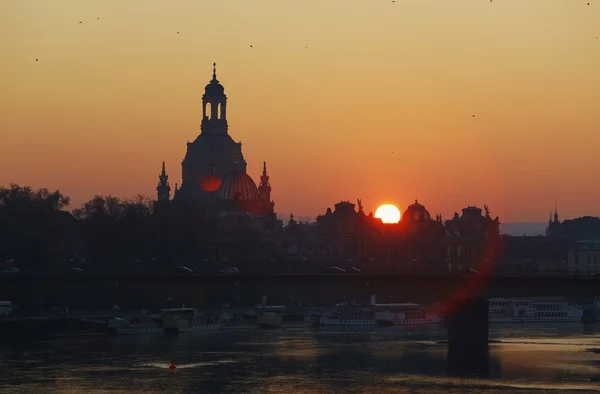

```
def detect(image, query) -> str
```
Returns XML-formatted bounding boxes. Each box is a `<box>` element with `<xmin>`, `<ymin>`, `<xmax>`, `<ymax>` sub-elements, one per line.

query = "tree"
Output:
<box><xmin>73</xmin><ymin>194</ymin><xmax>158</xmax><ymax>271</ymax></box>
<box><xmin>0</xmin><ymin>184</ymin><xmax>74</xmax><ymax>272</ymax></box>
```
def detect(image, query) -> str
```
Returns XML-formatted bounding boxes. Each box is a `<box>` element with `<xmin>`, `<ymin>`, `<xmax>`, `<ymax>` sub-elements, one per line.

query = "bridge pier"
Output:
<box><xmin>446</xmin><ymin>297</ymin><xmax>489</xmax><ymax>377</ymax></box>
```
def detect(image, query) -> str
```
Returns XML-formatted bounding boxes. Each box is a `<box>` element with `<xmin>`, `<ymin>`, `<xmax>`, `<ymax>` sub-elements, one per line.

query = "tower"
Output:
<box><xmin>546</xmin><ymin>200</ymin><xmax>561</xmax><ymax>237</ymax></box>
<box><xmin>258</xmin><ymin>162</ymin><xmax>275</xmax><ymax>215</ymax></box>
<box><xmin>157</xmin><ymin>161</ymin><xmax>171</xmax><ymax>202</ymax></box>
<box><xmin>177</xmin><ymin>63</ymin><xmax>248</xmax><ymax>201</ymax></box>
<box><xmin>201</xmin><ymin>62</ymin><xmax>228</xmax><ymax>135</ymax></box>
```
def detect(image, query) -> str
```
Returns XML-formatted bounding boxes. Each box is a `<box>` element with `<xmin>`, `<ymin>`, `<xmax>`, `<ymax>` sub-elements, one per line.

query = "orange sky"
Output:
<box><xmin>1</xmin><ymin>0</ymin><xmax>599</xmax><ymax>222</ymax></box>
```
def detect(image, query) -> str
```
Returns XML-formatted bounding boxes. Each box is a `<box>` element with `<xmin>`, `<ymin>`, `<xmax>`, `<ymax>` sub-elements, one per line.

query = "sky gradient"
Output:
<box><xmin>1</xmin><ymin>0</ymin><xmax>599</xmax><ymax>222</ymax></box>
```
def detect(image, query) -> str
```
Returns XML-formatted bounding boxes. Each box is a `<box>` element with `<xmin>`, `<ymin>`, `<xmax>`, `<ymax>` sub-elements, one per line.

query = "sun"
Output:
<box><xmin>375</xmin><ymin>204</ymin><xmax>401</xmax><ymax>224</ymax></box>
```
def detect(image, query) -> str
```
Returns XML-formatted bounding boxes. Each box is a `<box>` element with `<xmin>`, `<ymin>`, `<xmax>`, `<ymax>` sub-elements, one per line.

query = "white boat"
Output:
<box><xmin>254</xmin><ymin>306</ymin><xmax>312</xmax><ymax>329</ymax></box>
<box><xmin>107</xmin><ymin>308</ymin><xmax>219</xmax><ymax>335</ymax></box>
<box><xmin>311</xmin><ymin>307</ymin><xmax>376</xmax><ymax>326</ymax></box>
<box><xmin>162</xmin><ymin>308</ymin><xmax>220</xmax><ymax>334</ymax></box>
<box><xmin>373</xmin><ymin>303</ymin><xmax>444</xmax><ymax>325</ymax></box>
<box><xmin>488</xmin><ymin>297</ymin><xmax>583</xmax><ymax>322</ymax></box>
<box><xmin>108</xmin><ymin>313</ymin><xmax>164</xmax><ymax>335</ymax></box>
<box><xmin>219</xmin><ymin>310</ymin><xmax>258</xmax><ymax>330</ymax></box>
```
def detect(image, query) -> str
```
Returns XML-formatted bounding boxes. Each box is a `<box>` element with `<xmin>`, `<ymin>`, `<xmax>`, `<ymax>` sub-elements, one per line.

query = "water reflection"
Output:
<box><xmin>1</xmin><ymin>324</ymin><xmax>599</xmax><ymax>393</ymax></box>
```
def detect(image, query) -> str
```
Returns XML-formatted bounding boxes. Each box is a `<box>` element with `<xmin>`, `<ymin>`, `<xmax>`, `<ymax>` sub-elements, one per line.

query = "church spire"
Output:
<box><xmin>157</xmin><ymin>161</ymin><xmax>171</xmax><ymax>202</ymax></box>
<box><xmin>553</xmin><ymin>199</ymin><xmax>559</xmax><ymax>223</ymax></box>
<box><xmin>258</xmin><ymin>162</ymin><xmax>274</xmax><ymax>215</ymax></box>
<box><xmin>260</xmin><ymin>162</ymin><xmax>270</xmax><ymax>187</ymax></box>
<box><xmin>212</xmin><ymin>62</ymin><xmax>218</xmax><ymax>82</ymax></box>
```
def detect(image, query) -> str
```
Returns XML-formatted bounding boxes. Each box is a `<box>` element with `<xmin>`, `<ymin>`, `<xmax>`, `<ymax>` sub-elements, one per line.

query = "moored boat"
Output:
<box><xmin>162</xmin><ymin>308</ymin><xmax>220</xmax><ymax>334</ymax></box>
<box><xmin>373</xmin><ymin>303</ymin><xmax>444</xmax><ymax>325</ymax></box>
<box><xmin>107</xmin><ymin>313</ymin><xmax>164</xmax><ymax>335</ymax></box>
<box><xmin>107</xmin><ymin>308</ymin><xmax>220</xmax><ymax>335</ymax></box>
<box><xmin>219</xmin><ymin>310</ymin><xmax>258</xmax><ymax>330</ymax></box>
<box><xmin>311</xmin><ymin>307</ymin><xmax>376</xmax><ymax>326</ymax></box>
<box><xmin>255</xmin><ymin>306</ymin><xmax>312</xmax><ymax>329</ymax></box>
<box><xmin>488</xmin><ymin>297</ymin><xmax>583</xmax><ymax>323</ymax></box>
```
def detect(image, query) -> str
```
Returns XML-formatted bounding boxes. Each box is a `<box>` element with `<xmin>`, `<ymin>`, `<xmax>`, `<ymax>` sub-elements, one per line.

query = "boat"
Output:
<box><xmin>310</xmin><ymin>307</ymin><xmax>376</xmax><ymax>326</ymax></box>
<box><xmin>107</xmin><ymin>308</ymin><xmax>220</xmax><ymax>335</ymax></box>
<box><xmin>108</xmin><ymin>313</ymin><xmax>164</xmax><ymax>335</ymax></box>
<box><xmin>162</xmin><ymin>308</ymin><xmax>220</xmax><ymax>334</ymax></box>
<box><xmin>219</xmin><ymin>310</ymin><xmax>259</xmax><ymax>330</ymax></box>
<box><xmin>373</xmin><ymin>303</ymin><xmax>444</xmax><ymax>325</ymax></box>
<box><xmin>488</xmin><ymin>297</ymin><xmax>583</xmax><ymax>322</ymax></box>
<box><xmin>254</xmin><ymin>306</ymin><xmax>312</xmax><ymax>329</ymax></box>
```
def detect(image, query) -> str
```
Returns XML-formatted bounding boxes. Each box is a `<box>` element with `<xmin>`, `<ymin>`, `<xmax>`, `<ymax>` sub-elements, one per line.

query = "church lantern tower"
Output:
<box><xmin>176</xmin><ymin>63</ymin><xmax>250</xmax><ymax>202</ymax></box>
<box><xmin>157</xmin><ymin>161</ymin><xmax>171</xmax><ymax>201</ymax></box>
<box><xmin>258</xmin><ymin>162</ymin><xmax>275</xmax><ymax>215</ymax></box>
<box><xmin>201</xmin><ymin>62</ymin><xmax>228</xmax><ymax>135</ymax></box>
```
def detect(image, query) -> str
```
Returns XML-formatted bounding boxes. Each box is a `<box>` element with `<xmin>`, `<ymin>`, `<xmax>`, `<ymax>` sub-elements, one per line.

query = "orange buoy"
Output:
<box><xmin>169</xmin><ymin>360</ymin><xmax>176</xmax><ymax>372</ymax></box>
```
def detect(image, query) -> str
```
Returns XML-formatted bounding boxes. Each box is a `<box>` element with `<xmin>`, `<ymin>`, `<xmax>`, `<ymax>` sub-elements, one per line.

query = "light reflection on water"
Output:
<box><xmin>0</xmin><ymin>323</ymin><xmax>599</xmax><ymax>393</ymax></box>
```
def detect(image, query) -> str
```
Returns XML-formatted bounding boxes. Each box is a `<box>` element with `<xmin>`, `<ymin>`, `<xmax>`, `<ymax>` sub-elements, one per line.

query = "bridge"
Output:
<box><xmin>2</xmin><ymin>273</ymin><xmax>599</xmax><ymax>310</ymax></box>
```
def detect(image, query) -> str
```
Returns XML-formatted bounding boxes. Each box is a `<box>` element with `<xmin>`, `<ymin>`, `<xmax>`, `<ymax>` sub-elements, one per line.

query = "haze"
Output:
<box><xmin>1</xmin><ymin>0</ymin><xmax>599</xmax><ymax>222</ymax></box>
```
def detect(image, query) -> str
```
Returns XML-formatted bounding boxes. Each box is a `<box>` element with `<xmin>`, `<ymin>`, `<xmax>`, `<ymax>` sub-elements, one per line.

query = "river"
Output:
<box><xmin>1</xmin><ymin>323</ymin><xmax>599</xmax><ymax>393</ymax></box>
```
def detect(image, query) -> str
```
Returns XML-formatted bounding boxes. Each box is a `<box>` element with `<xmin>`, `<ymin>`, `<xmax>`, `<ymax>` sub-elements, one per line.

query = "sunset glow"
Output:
<box><xmin>1</xmin><ymin>1</ymin><xmax>600</xmax><ymax>221</ymax></box>
<box><xmin>375</xmin><ymin>204</ymin><xmax>401</xmax><ymax>224</ymax></box>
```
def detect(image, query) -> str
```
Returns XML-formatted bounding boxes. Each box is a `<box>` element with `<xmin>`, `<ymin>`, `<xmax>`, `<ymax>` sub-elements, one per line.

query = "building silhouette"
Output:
<box><xmin>281</xmin><ymin>199</ymin><xmax>501</xmax><ymax>274</ymax></box>
<box><xmin>157</xmin><ymin>63</ymin><xmax>275</xmax><ymax>218</ymax></box>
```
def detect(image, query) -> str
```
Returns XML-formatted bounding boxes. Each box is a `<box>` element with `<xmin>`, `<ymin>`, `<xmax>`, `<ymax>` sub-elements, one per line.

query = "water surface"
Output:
<box><xmin>1</xmin><ymin>324</ymin><xmax>599</xmax><ymax>393</ymax></box>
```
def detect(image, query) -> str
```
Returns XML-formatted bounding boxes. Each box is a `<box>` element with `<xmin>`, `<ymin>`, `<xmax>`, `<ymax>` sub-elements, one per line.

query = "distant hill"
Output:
<box><xmin>499</xmin><ymin>223</ymin><xmax>547</xmax><ymax>236</ymax></box>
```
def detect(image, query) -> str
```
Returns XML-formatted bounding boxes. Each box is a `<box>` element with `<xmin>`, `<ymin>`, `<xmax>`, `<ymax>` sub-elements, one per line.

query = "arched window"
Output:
<box><xmin>205</xmin><ymin>102</ymin><xmax>212</xmax><ymax>119</ymax></box>
<box><xmin>217</xmin><ymin>103</ymin><xmax>221</xmax><ymax>119</ymax></box>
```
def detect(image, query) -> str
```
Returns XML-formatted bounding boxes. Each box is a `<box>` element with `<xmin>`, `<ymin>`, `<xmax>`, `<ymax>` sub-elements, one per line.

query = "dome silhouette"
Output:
<box><xmin>403</xmin><ymin>199</ymin><xmax>431</xmax><ymax>221</ymax></box>
<box><xmin>215</xmin><ymin>171</ymin><xmax>259</xmax><ymax>201</ymax></box>
<box><xmin>205</xmin><ymin>63</ymin><xmax>225</xmax><ymax>96</ymax></box>
<box><xmin>205</xmin><ymin>80</ymin><xmax>224</xmax><ymax>96</ymax></box>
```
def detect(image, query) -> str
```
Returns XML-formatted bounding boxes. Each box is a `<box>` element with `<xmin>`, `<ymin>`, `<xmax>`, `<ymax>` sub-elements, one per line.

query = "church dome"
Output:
<box><xmin>204</xmin><ymin>63</ymin><xmax>225</xmax><ymax>96</ymax></box>
<box><xmin>403</xmin><ymin>199</ymin><xmax>431</xmax><ymax>221</ymax></box>
<box><xmin>215</xmin><ymin>171</ymin><xmax>259</xmax><ymax>201</ymax></box>
<box><xmin>205</xmin><ymin>80</ymin><xmax>224</xmax><ymax>96</ymax></box>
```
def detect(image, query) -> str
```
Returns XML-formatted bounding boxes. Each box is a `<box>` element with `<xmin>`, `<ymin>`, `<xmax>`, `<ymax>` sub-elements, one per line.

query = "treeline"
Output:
<box><xmin>0</xmin><ymin>184</ymin><xmax>209</xmax><ymax>273</ymax></box>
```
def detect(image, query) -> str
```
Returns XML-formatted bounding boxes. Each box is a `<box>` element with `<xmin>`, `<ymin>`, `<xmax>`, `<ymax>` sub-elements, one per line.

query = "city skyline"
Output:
<box><xmin>2</xmin><ymin>0</ymin><xmax>599</xmax><ymax>222</ymax></box>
